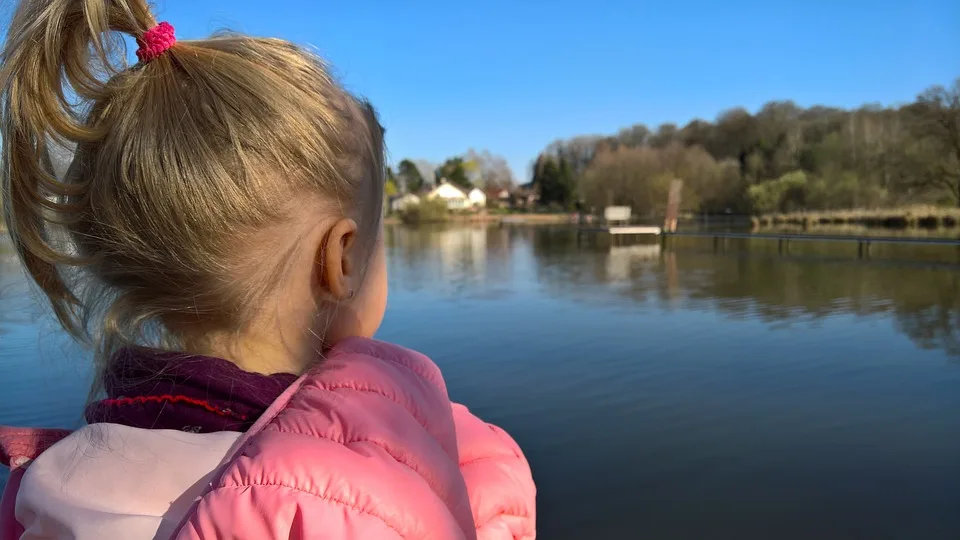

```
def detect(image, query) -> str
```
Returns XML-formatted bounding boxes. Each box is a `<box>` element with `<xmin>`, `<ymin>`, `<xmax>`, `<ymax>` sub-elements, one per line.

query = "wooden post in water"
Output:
<box><xmin>778</xmin><ymin>238</ymin><xmax>790</xmax><ymax>254</ymax></box>
<box><xmin>664</xmin><ymin>179</ymin><xmax>682</xmax><ymax>233</ymax></box>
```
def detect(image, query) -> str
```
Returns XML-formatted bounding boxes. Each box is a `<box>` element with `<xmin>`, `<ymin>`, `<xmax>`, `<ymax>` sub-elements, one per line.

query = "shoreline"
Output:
<box><xmin>753</xmin><ymin>206</ymin><xmax>960</xmax><ymax>231</ymax></box>
<box><xmin>384</xmin><ymin>212</ymin><xmax>572</xmax><ymax>226</ymax></box>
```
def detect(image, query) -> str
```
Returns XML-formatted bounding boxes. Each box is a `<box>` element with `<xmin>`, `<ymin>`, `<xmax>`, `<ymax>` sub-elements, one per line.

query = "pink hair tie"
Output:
<box><xmin>136</xmin><ymin>22</ymin><xmax>176</xmax><ymax>63</ymax></box>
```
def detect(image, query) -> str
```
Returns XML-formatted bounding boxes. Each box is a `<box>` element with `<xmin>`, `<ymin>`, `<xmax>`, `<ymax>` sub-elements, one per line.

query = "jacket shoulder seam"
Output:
<box><xmin>475</xmin><ymin>511</ymin><xmax>533</xmax><ymax>531</ymax></box>
<box><xmin>356</xmin><ymin>348</ymin><xmax>444</xmax><ymax>392</ymax></box>
<box><xmin>459</xmin><ymin>453</ymin><xmax>522</xmax><ymax>468</ymax></box>
<box><xmin>299</xmin><ymin>383</ymin><xmax>431</xmax><ymax>434</ymax></box>
<box><xmin>257</xmin><ymin>427</ymin><xmax>444</xmax><ymax>497</ymax></box>
<box><xmin>208</xmin><ymin>483</ymin><xmax>406</xmax><ymax>538</ymax></box>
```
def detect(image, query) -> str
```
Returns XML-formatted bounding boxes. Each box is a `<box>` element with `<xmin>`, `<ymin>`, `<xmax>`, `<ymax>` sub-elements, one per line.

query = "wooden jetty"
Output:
<box><xmin>577</xmin><ymin>206</ymin><xmax>663</xmax><ymax>239</ymax></box>
<box><xmin>579</xmin><ymin>225</ymin><xmax>662</xmax><ymax>236</ymax></box>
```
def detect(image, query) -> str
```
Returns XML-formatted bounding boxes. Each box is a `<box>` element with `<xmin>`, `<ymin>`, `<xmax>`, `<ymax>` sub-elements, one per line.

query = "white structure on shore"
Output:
<box><xmin>427</xmin><ymin>181</ymin><xmax>468</xmax><ymax>209</ymax></box>
<box><xmin>467</xmin><ymin>188</ymin><xmax>487</xmax><ymax>208</ymax></box>
<box><xmin>389</xmin><ymin>193</ymin><xmax>420</xmax><ymax>212</ymax></box>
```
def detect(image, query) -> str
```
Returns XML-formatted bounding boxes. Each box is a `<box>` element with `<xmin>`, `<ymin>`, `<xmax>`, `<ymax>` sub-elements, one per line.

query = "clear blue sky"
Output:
<box><xmin>52</xmin><ymin>1</ymin><xmax>960</xmax><ymax>179</ymax></box>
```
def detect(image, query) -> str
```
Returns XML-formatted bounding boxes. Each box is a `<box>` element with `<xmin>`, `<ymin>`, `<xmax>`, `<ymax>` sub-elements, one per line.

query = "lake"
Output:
<box><xmin>2</xmin><ymin>226</ymin><xmax>959</xmax><ymax>539</ymax></box>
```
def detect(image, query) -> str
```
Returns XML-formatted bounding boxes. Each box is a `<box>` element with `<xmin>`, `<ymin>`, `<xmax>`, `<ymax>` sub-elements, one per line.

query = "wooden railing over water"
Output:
<box><xmin>662</xmin><ymin>231</ymin><xmax>960</xmax><ymax>258</ymax></box>
<box><xmin>577</xmin><ymin>226</ymin><xmax>960</xmax><ymax>259</ymax></box>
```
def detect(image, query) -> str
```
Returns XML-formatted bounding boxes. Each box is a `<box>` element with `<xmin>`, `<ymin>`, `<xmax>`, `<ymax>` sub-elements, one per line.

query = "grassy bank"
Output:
<box><xmin>753</xmin><ymin>206</ymin><xmax>960</xmax><ymax>230</ymax></box>
<box><xmin>389</xmin><ymin>203</ymin><xmax>572</xmax><ymax>226</ymax></box>
<box><xmin>498</xmin><ymin>213</ymin><xmax>573</xmax><ymax>224</ymax></box>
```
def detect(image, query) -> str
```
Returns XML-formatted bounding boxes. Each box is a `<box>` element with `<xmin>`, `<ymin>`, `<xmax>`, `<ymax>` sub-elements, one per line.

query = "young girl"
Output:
<box><xmin>0</xmin><ymin>0</ymin><xmax>536</xmax><ymax>538</ymax></box>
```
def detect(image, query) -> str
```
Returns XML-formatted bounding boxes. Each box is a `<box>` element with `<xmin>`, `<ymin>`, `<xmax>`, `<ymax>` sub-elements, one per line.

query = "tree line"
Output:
<box><xmin>387</xmin><ymin>149</ymin><xmax>516</xmax><ymax>196</ymax></box>
<box><xmin>531</xmin><ymin>78</ymin><xmax>960</xmax><ymax>216</ymax></box>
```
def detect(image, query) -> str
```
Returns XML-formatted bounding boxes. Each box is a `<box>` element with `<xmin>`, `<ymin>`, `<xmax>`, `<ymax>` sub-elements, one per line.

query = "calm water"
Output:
<box><xmin>2</xmin><ymin>227</ymin><xmax>959</xmax><ymax>539</ymax></box>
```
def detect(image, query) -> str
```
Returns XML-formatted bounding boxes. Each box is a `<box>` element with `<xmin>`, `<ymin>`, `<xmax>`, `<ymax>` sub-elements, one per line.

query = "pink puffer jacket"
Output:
<box><xmin>0</xmin><ymin>338</ymin><xmax>536</xmax><ymax>539</ymax></box>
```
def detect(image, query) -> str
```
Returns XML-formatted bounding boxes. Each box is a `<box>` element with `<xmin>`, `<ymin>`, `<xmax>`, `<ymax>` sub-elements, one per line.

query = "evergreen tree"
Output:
<box><xmin>397</xmin><ymin>159</ymin><xmax>425</xmax><ymax>193</ymax></box>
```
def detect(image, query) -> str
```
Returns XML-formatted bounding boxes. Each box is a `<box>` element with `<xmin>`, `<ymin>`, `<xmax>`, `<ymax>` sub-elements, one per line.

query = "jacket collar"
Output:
<box><xmin>85</xmin><ymin>348</ymin><xmax>297</xmax><ymax>433</ymax></box>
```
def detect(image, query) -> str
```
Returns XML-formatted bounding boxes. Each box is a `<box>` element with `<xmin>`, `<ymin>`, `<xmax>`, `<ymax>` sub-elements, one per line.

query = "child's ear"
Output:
<box><xmin>314</xmin><ymin>218</ymin><xmax>358</xmax><ymax>301</ymax></box>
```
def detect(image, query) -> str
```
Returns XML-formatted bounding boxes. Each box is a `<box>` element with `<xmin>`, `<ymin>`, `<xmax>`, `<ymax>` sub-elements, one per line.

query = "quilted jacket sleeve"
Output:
<box><xmin>452</xmin><ymin>404</ymin><xmax>536</xmax><ymax>540</ymax></box>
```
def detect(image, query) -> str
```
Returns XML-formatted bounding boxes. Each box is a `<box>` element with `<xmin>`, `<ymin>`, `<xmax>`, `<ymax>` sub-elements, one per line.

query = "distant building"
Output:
<box><xmin>426</xmin><ymin>180</ymin><xmax>470</xmax><ymax>210</ymax></box>
<box><xmin>603</xmin><ymin>206</ymin><xmax>632</xmax><ymax>225</ymax></box>
<box><xmin>467</xmin><ymin>188</ymin><xmax>487</xmax><ymax>208</ymax></box>
<box><xmin>509</xmin><ymin>185</ymin><xmax>538</xmax><ymax>209</ymax></box>
<box><xmin>389</xmin><ymin>193</ymin><xmax>420</xmax><ymax>212</ymax></box>
<box><xmin>488</xmin><ymin>188</ymin><xmax>510</xmax><ymax>200</ymax></box>
<box><xmin>484</xmin><ymin>187</ymin><xmax>510</xmax><ymax>208</ymax></box>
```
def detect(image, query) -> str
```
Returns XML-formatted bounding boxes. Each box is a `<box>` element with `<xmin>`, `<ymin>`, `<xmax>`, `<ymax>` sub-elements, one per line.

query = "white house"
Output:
<box><xmin>426</xmin><ymin>180</ymin><xmax>469</xmax><ymax>210</ymax></box>
<box><xmin>467</xmin><ymin>188</ymin><xmax>487</xmax><ymax>208</ymax></box>
<box><xmin>389</xmin><ymin>193</ymin><xmax>420</xmax><ymax>212</ymax></box>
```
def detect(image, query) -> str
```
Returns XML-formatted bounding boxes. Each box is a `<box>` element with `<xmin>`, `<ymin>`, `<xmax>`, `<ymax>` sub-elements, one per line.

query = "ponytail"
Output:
<box><xmin>1</xmin><ymin>0</ymin><xmax>156</xmax><ymax>339</ymax></box>
<box><xmin>1</xmin><ymin>0</ymin><xmax>385</xmax><ymax>392</ymax></box>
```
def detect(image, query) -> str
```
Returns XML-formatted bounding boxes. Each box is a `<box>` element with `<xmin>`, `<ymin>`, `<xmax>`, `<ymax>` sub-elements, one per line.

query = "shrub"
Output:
<box><xmin>748</xmin><ymin>171</ymin><xmax>809</xmax><ymax>214</ymax></box>
<box><xmin>398</xmin><ymin>198</ymin><xmax>448</xmax><ymax>225</ymax></box>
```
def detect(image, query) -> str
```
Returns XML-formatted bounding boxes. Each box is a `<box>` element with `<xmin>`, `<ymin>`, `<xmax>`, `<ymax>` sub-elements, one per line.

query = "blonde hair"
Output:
<box><xmin>0</xmin><ymin>0</ymin><xmax>385</xmax><ymax>390</ymax></box>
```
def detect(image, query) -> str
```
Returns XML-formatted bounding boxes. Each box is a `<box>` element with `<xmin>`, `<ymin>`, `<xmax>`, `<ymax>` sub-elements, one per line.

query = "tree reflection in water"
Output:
<box><xmin>386</xmin><ymin>225</ymin><xmax>960</xmax><ymax>359</ymax></box>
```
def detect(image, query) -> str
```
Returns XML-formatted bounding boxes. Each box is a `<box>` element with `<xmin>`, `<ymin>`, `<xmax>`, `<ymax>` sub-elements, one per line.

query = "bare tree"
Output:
<box><xmin>616</xmin><ymin>125</ymin><xmax>651</xmax><ymax>147</ymax></box>
<box><xmin>580</xmin><ymin>142</ymin><xmax>736</xmax><ymax>216</ymax></box>
<box><xmin>908</xmin><ymin>79</ymin><xmax>960</xmax><ymax>205</ymax></box>
<box><xmin>544</xmin><ymin>135</ymin><xmax>605</xmax><ymax>175</ymax></box>
<box><xmin>463</xmin><ymin>148</ymin><xmax>515</xmax><ymax>189</ymax></box>
<box><xmin>649</xmin><ymin>123</ymin><xmax>679</xmax><ymax>149</ymax></box>
<box><xmin>413</xmin><ymin>160</ymin><xmax>435</xmax><ymax>188</ymax></box>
